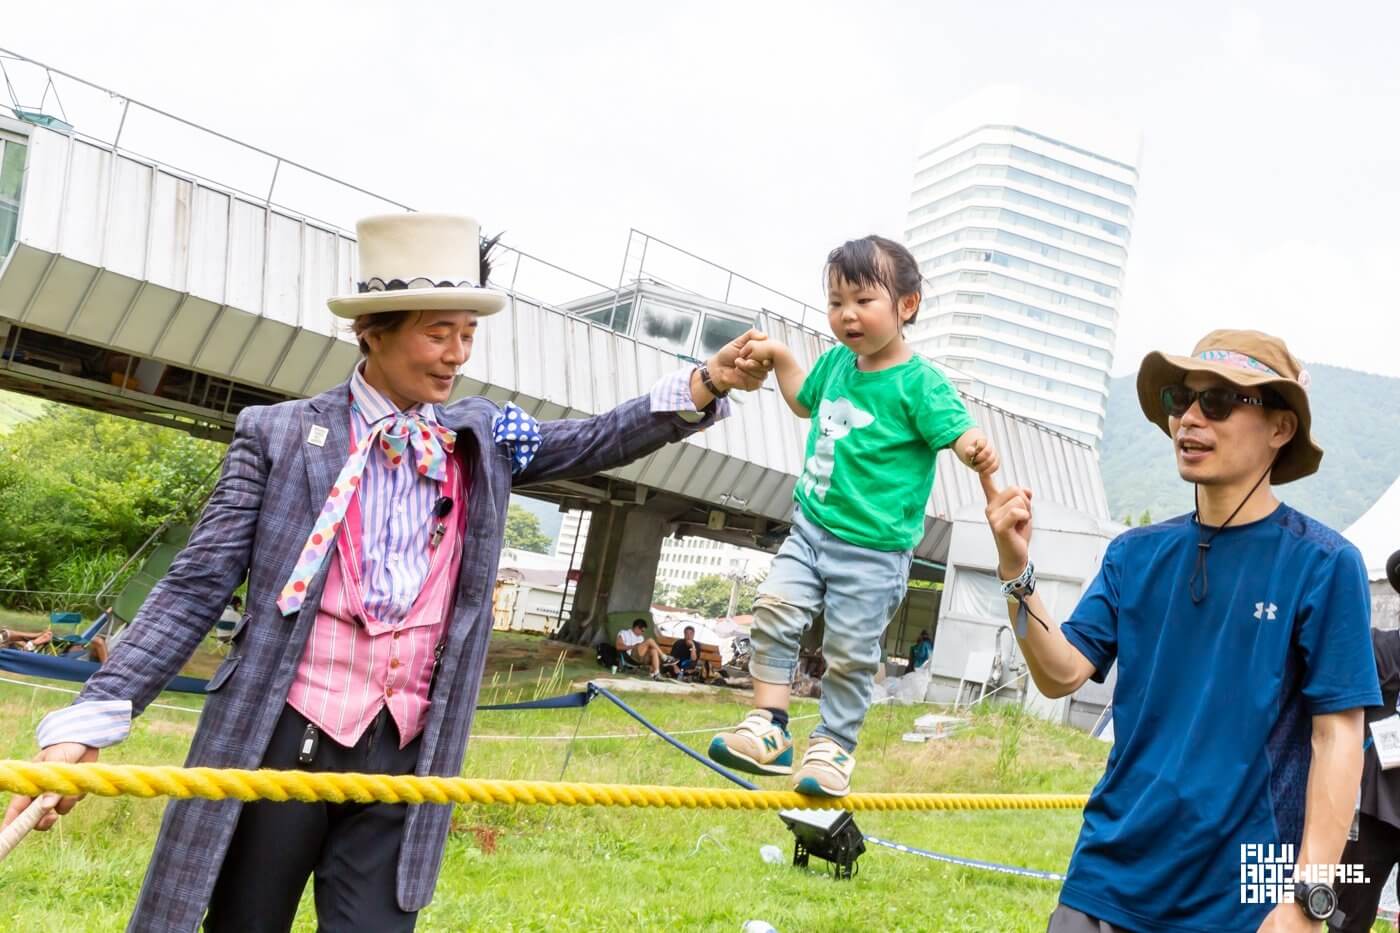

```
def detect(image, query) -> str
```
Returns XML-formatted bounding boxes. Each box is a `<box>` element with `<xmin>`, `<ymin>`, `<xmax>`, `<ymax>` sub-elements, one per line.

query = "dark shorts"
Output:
<box><xmin>1046</xmin><ymin>904</ymin><xmax>1137</xmax><ymax>933</ymax></box>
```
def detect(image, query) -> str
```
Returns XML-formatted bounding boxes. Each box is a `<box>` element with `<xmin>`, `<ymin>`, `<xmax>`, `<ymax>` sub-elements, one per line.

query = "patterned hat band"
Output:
<box><xmin>357</xmin><ymin>276</ymin><xmax>488</xmax><ymax>293</ymax></box>
<box><xmin>1195</xmin><ymin>349</ymin><xmax>1279</xmax><ymax>376</ymax></box>
<box><xmin>1195</xmin><ymin>349</ymin><xmax>1311</xmax><ymax>390</ymax></box>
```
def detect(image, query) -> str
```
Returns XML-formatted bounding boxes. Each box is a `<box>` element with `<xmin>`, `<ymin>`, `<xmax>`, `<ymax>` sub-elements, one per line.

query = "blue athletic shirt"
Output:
<box><xmin>1058</xmin><ymin>503</ymin><xmax>1379</xmax><ymax>933</ymax></box>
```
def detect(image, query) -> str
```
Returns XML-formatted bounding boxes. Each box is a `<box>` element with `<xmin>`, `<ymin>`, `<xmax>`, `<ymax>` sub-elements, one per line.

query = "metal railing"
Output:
<box><xmin>613</xmin><ymin>228</ymin><xmax>829</xmax><ymax>337</ymax></box>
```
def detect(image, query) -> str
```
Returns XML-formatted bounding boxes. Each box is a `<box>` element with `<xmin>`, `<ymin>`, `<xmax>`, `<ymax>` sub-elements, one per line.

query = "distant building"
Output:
<box><xmin>905</xmin><ymin>86</ymin><xmax>1142</xmax><ymax>448</ymax></box>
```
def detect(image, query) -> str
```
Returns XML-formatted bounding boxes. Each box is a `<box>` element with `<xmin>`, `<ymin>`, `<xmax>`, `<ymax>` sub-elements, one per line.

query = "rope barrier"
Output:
<box><xmin>0</xmin><ymin>588</ymin><xmax>105</xmax><ymax>597</ymax></box>
<box><xmin>0</xmin><ymin>761</ymin><xmax>1089</xmax><ymax>813</ymax></box>
<box><xmin>0</xmin><ymin>676</ymin><xmax>202</xmax><ymax>715</ymax></box>
<box><xmin>0</xmin><ymin>674</ymin><xmax>818</xmax><ymax>739</ymax></box>
<box><xmin>863</xmin><ymin>836</ymin><xmax>1065</xmax><ymax>881</ymax></box>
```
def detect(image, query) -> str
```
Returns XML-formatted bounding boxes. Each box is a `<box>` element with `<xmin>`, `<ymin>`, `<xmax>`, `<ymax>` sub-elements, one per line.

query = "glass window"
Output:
<box><xmin>636</xmin><ymin>299</ymin><xmax>698</xmax><ymax>356</ymax></box>
<box><xmin>697</xmin><ymin>314</ymin><xmax>751</xmax><ymax>359</ymax></box>
<box><xmin>579</xmin><ymin>299</ymin><xmax>634</xmax><ymax>334</ymax></box>
<box><xmin>0</xmin><ymin>140</ymin><xmax>26</xmax><ymax>258</ymax></box>
<box><xmin>910</xmin><ymin>186</ymin><xmax>1131</xmax><ymax>242</ymax></box>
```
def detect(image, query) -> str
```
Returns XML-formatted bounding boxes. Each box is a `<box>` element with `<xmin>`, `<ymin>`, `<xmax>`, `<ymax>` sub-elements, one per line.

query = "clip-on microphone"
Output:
<box><xmin>430</xmin><ymin>496</ymin><xmax>454</xmax><ymax>549</ymax></box>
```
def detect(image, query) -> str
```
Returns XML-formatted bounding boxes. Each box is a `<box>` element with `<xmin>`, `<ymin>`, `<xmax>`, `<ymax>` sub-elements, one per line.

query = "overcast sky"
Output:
<box><xmin>6</xmin><ymin>1</ymin><xmax>1397</xmax><ymax>378</ymax></box>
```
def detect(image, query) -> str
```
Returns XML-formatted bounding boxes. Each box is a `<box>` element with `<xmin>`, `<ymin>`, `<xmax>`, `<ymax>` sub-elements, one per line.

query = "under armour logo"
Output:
<box><xmin>1253</xmin><ymin>602</ymin><xmax>1278</xmax><ymax>621</ymax></box>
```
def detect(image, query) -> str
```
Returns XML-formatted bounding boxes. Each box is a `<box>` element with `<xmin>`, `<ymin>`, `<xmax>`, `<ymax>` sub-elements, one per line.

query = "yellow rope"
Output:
<box><xmin>0</xmin><ymin>761</ymin><xmax>1088</xmax><ymax>813</ymax></box>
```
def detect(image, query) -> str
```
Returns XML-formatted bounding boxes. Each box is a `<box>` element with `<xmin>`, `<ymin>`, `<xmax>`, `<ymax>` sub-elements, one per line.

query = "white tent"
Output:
<box><xmin>1344</xmin><ymin>472</ymin><xmax>1400</xmax><ymax>580</ymax></box>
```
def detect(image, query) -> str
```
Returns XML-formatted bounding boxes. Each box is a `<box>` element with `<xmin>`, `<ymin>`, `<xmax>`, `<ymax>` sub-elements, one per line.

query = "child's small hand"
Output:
<box><xmin>968</xmin><ymin>438</ymin><xmax>999</xmax><ymax>475</ymax></box>
<box><xmin>740</xmin><ymin>338</ymin><xmax>784</xmax><ymax>366</ymax></box>
<box><xmin>955</xmin><ymin>429</ymin><xmax>999</xmax><ymax>475</ymax></box>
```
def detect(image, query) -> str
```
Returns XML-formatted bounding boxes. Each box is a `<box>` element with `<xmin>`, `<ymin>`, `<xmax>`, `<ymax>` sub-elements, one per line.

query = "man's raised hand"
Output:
<box><xmin>979</xmin><ymin>470</ymin><xmax>1034</xmax><ymax>580</ymax></box>
<box><xmin>709</xmin><ymin>328</ymin><xmax>772</xmax><ymax>392</ymax></box>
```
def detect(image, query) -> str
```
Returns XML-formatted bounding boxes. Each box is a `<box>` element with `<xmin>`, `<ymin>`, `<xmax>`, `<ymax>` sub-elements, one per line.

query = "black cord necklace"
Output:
<box><xmin>1188</xmin><ymin>460</ymin><xmax>1276</xmax><ymax>605</ymax></box>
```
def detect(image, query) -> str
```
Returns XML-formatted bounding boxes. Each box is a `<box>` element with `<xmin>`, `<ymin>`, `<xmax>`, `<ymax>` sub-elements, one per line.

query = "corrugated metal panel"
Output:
<box><xmin>1</xmin><ymin>122</ymin><xmax>1107</xmax><ymax>566</ymax></box>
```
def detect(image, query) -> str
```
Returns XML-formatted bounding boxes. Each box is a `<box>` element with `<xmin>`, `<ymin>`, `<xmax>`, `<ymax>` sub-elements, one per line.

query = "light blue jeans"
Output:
<box><xmin>749</xmin><ymin>506</ymin><xmax>912</xmax><ymax>752</ymax></box>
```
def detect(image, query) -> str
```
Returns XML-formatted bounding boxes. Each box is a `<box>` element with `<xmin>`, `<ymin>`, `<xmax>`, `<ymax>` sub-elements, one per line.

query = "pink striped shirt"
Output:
<box><xmin>286</xmin><ymin>387</ymin><xmax>468</xmax><ymax>749</ymax></box>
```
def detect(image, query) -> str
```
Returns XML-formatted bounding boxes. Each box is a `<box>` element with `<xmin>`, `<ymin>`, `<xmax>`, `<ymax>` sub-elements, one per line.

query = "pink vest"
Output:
<box><xmin>287</xmin><ymin>448</ymin><xmax>468</xmax><ymax>749</ymax></box>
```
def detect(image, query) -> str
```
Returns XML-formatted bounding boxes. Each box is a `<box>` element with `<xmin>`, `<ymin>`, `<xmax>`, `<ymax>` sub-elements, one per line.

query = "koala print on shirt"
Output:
<box><xmin>800</xmin><ymin>397</ymin><xmax>875</xmax><ymax>501</ymax></box>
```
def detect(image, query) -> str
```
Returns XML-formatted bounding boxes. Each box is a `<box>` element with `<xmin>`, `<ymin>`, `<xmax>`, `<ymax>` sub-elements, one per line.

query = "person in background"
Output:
<box><xmin>909</xmin><ymin>630</ymin><xmax>933</xmax><ymax>670</ymax></box>
<box><xmin>671</xmin><ymin>625</ymin><xmax>702</xmax><ymax>678</ymax></box>
<box><xmin>1333</xmin><ymin>549</ymin><xmax>1400</xmax><ymax>932</ymax></box>
<box><xmin>615</xmin><ymin>619</ymin><xmax>674</xmax><ymax>680</ymax></box>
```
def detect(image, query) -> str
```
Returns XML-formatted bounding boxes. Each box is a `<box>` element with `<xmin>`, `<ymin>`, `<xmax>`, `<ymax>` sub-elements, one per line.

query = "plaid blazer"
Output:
<box><xmin>77</xmin><ymin>381</ymin><xmax>718</xmax><ymax>932</ymax></box>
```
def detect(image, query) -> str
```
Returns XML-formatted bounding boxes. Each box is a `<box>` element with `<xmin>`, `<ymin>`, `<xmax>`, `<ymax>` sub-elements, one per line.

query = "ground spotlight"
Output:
<box><xmin>778</xmin><ymin>808</ymin><xmax>865</xmax><ymax>879</ymax></box>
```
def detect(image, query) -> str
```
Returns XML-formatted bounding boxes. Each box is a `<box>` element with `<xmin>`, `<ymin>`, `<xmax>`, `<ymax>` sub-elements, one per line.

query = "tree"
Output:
<box><xmin>503</xmin><ymin>504</ymin><xmax>552</xmax><ymax>554</ymax></box>
<box><xmin>0</xmin><ymin>402</ymin><xmax>225</xmax><ymax>611</ymax></box>
<box><xmin>673</xmin><ymin>574</ymin><xmax>760</xmax><ymax>618</ymax></box>
<box><xmin>652</xmin><ymin>578</ymin><xmax>673</xmax><ymax>606</ymax></box>
<box><xmin>1138</xmin><ymin>510</ymin><xmax>1153</xmax><ymax>527</ymax></box>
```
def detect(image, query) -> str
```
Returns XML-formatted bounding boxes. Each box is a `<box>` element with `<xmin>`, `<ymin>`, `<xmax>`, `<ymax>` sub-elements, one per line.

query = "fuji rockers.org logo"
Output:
<box><xmin>1239</xmin><ymin>844</ymin><xmax>1367</xmax><ymax>905</ymax></box>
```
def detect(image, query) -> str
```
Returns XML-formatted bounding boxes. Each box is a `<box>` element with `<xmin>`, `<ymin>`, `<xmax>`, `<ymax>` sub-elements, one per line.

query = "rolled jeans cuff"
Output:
<box><xmin>749</xmin><ymin>652</ymin><xmax>798</xmax><ymax>686</ymax></box>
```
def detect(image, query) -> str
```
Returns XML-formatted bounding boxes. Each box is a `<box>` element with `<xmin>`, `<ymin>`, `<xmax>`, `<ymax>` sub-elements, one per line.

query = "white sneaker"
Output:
<box><xmin>793</xmin><ymin>736</ymin><xmax>855</xmax><ymax>797</ymax></box>
<box><xmin>708</xmin><ymin>710</ymin><xmax>794</xmax><ymax>776</ymax></box>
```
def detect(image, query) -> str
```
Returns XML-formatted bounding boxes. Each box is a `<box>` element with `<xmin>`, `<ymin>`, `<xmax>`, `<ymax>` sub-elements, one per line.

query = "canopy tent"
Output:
<box><xmin>1344</xmin><ymin>472</ymin><xmax>1400</xmax><ymax>580</ymax></box>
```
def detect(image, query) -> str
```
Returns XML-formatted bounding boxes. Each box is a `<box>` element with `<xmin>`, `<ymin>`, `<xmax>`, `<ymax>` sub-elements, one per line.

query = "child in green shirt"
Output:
<box><xmin>709</xmin><ymin>234</ymin><xmax>998</xmax><ymax>796</ymax></box>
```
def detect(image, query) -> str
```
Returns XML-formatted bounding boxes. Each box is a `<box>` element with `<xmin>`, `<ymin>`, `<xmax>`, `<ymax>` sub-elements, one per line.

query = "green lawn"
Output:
<box><xmin>0</xmin><ymin>631</ymin><xmax>1359</xmax><ymax>931</ymax></box>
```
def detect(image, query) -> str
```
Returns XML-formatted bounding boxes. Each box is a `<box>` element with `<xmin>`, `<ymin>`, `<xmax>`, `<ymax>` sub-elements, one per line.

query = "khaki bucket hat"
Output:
<box><xmin>1136</xmin><ymin>329</ymin><xmax>1321</xmax><ymax>484</ymax></box>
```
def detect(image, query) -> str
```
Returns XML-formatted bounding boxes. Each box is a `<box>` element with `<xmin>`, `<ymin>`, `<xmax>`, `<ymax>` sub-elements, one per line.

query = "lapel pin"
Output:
<box><xmin>308</xmin><ymin>424</ymin><xmax>329</xmax><ymax>448</ymax></box>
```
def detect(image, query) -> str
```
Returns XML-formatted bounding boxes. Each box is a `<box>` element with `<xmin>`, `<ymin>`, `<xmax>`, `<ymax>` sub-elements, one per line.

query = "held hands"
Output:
<box><xmin>705</xmin><ymin>329</ymin><xmax>774</xmax><ymax>393</ymax></box>
<box><xmin>954</xmin><ymin>429</ymin><xmax>999</xmax><ymax>476</ymax></box>
<box><xmin>738</xmin><ymin>337</ymin><xmax>785</xmax><ymax>366</ymax></box>
<box><xmin>978</xmin><ymin>469</ymin><xmax>1034</xmax><ymax>580</ymax></box>
<box><xmin>2</xmin><ymin>741</ymin><xmax>99</xmax><ymax>832</ymax></box>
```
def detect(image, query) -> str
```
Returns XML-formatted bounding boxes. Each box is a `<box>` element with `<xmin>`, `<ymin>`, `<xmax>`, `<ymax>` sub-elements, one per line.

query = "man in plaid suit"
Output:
<box><xmin>3</xmin><ymin>213</ymin><xmax>770</xmax><ymax>931</ymax></box>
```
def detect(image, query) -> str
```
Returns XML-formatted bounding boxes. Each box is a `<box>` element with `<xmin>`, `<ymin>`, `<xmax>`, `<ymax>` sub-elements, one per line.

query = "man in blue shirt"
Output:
<box><xmin>981</xmin><ymin>330</ymin><xmax>1379</xmax><ymax>932</ymax></box>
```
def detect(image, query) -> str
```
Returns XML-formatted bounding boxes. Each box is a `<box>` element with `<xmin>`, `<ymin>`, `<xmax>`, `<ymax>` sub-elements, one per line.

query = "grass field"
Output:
<box><xmin>0</xmin><ymin>630</ymin><xmax>1387</xmax><ymax>932</ymax></box>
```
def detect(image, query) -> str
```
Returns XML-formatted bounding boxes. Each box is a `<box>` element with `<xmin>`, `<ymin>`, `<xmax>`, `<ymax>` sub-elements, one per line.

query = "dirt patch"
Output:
<box><xmin>470</xmin><ymin>825</ymin><xmax>501</xmax><ymax>855</ymax></box>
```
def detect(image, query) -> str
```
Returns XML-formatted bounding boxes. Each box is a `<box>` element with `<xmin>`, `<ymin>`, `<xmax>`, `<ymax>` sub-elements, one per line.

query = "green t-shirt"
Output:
<box><xmin>794</xmin><ymin>346</ymin><xmax>976</xmax><ymax>551</ymax></box>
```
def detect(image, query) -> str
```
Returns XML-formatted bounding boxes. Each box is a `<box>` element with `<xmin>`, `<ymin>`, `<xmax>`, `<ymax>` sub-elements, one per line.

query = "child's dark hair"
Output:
<box><xmin>825</xmin><ymin>235</ymin><xmax>924</xmax><ymax>324</ymax></box>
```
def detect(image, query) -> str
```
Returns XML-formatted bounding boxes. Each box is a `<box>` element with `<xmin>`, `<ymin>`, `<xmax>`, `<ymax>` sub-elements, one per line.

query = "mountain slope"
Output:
<box><xmin>1101</xmin><ymin>363</ymin><xmax>1400</xmax><ymax>530</ymax></box>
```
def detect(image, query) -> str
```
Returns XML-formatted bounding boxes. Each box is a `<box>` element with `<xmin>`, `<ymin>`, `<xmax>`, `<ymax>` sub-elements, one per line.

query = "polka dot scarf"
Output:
<box><xmin>492</xmin><ymin>402</ymin><xmax>542</xmax><ymax>474</ymax></box>
<box><xmin>276</xmin><ymin>409</ymin><xmax>456</xmax><ymax>616</ymax></box>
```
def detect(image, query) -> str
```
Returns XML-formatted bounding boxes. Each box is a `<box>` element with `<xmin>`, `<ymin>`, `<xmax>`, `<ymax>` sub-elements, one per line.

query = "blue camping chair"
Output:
<box><xmin>41</xmin><ymin>610</ymin><xmax>111</xmax><ymax>656</ymax></box>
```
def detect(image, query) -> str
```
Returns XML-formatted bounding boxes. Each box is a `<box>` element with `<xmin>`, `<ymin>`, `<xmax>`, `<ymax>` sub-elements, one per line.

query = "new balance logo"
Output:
<box><xmin>1253</xmin><ymin>602</ymin><xmax>1278</xmax><ymax>621</ymax></box>
<box><xmin>763</xmin><ymin>736</ymin><xmax>779</xmax><ymax>752</ymax></box>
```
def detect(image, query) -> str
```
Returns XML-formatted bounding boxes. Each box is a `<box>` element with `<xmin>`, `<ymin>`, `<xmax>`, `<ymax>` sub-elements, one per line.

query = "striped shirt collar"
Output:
<box><xmin>350</xmin><ymin>362</ymin><xmax>440</xmax><ymax>427</ymax></box>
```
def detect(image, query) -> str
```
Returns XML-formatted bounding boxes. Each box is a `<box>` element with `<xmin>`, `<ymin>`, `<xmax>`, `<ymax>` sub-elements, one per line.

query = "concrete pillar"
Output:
<box><xmin>606</xmin><ymin>509</ymin><xmax>668</xmax><ymax>613</ymax></box>
<box><xmin>558</xmin><ymin>503</ymin><xmax>668</xmax><ymax>643</ymax></box>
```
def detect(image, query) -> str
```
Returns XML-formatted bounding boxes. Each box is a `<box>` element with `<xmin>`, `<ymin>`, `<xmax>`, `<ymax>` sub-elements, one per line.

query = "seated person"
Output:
<box><xmin>615</xmin><ymin>619</ymin><xmax>676</xmax><ymax>681</ymax></box>
<box><xmin>1</xmin><ymin>624</ymin><xmax>109</xmax><ymax>663</ymax></box>
<box><xmin>909</xmin><ymin>630</ymin><xmax>933</xmax><ymax>670</ymax></box>
<box><xmin>219</xmin><ymin>595</ymin><xmax>244</xmax><ymax>626</ymax></box>
<box><xmin>671</xmin><ymin>625</ymin><xmax>702</xmax><ymax>678</ymax></box>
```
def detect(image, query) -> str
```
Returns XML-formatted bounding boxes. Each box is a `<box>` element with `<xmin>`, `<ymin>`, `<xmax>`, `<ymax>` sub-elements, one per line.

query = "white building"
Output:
<box><xmin>554</xmin><ymin>509</ymin><xmax>771</xmax><ymax>601</ymax></box>
<box><xmin>655</xmin><ymin>535</ymin><xmax>772</xmax><ymax>598</ymax></box>
<box><xmin>554</xmin><ymin>509</ymin><xmax>591</xmax><ymax>566</ymax></box>
<box><xmin>904</xmin><ymin>86</ymin><xmax>1142</xmax><ymax>448</ymax></box>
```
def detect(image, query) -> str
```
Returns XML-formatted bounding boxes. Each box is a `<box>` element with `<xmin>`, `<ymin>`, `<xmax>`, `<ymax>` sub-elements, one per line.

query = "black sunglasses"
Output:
<box><xmin>1159</xmin><ymin>384</ymin><xmax>1268</xmax><ymax>421</ymax></box>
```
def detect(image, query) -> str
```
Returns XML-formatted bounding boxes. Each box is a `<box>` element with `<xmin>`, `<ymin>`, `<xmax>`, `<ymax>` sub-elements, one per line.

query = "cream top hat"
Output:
<box><xmin>327</xmin><ymin>213</ymin><xmax>509</xmax><ymax>319</ymax></box>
